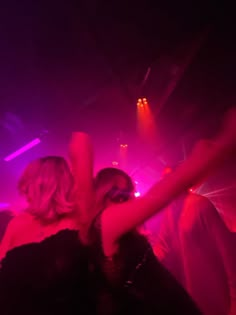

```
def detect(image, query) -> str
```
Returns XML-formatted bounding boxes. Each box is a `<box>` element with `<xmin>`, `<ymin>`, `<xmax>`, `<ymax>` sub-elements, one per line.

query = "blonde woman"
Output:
<box><xmin>0</xmin><ymin>132</ymin><xmax>93</xmax><ymax>260</ymax></box>
<box><xmin>0</xmin><ymin>133</ymin><xmax>95</xmax><ymax>315</ymax></box>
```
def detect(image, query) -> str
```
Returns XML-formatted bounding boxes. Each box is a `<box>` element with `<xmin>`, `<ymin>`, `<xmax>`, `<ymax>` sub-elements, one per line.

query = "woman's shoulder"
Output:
<box><xmin>2</xmin><ymin>212</ymin><xmax>28</xmax><ymax>230</ymax></box>
<box><xmin>6</xmin><ymin>212</ymin><xmax>33</xmax><ymax>232</ymax></box>
<box><xmin>11</xmin><ymin>211</ymin><xmax>32</xmax><ymax>223</ymax></box>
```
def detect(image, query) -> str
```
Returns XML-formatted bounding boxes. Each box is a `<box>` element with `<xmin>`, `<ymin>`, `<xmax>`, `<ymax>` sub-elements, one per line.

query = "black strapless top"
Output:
<box><xmin>0</xmin><ymin>229</ymin><xmax>95</xmax><ymax>315</ymax></box>
<box><xmin>89</xmin><ymin>214</ymin><xmax>202</xmax><ymax>315</ymax></box>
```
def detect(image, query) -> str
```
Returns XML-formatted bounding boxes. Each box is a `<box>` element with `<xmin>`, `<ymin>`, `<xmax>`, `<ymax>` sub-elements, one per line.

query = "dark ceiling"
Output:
<box><xmin>0</xmin><ymin>1</ymin><xmax>235</xmax><ymax>205</ymax></box>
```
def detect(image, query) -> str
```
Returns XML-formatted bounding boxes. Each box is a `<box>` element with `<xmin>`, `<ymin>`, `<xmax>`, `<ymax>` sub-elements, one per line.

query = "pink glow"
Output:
<box><xmin>134</xmin><ymin>191</ymin><xmax>141</xmax><ymax>197</ymax></box>
<box><xmin>0</xmin><ymin>203</ymin><xmax>10</xmax><ymax>209</ymax></box>
<box><xmin>4</xmin><ymin>138</ymin><xmax>41</xmax><ymax>162</ymax></box>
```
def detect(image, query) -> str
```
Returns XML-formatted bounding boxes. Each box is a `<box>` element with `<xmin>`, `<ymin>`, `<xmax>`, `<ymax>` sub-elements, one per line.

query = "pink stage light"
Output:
<box><xmin>4</xmin><ymin>138</ymin><xmax>41</xmax><ymax>162</ymax></box>
<box><xmin>134</xmin><ymin>191</ymin><xmax>141</xmax><ymax>197</ymax></box>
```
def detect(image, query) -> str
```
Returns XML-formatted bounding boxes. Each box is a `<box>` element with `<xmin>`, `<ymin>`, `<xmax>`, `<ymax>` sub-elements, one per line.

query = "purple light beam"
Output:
<box><xmin>4</xmin><ymin>138</ymin><xmax>41</xmax><ymax>162</ymax></box>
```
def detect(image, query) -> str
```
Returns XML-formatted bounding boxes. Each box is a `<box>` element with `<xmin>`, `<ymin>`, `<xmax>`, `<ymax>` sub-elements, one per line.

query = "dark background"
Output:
<box><xmin>0</xmin><ymin>1</ymin><xmax>235</xmax><ymax>209</ymax></box>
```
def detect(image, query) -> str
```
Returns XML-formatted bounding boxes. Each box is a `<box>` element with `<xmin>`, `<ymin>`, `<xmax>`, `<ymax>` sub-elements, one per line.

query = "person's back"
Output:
<box><xmin>0</xmin><ymin>229</ymin><xmax>94</xmax><ymax>315</ymax></box>
<box><xmin>0</xmin><ymin>156</ymin><xmax>78</xmax><ymax>260</ymax></box>
<box><xmin>179</xmin><ymin>193</ymin><xmax>233</xmax><ymax>315</ymax></box>
<box><xmin>152</xmin><ymin>192</ymin><xmax>230</xmax><ymax>315</ymax></box>
<box><xmin>149</xmin><ymin>194</ymin><xmax>187</xmax><ymax>284</ymax></box>
<box><xmin>0</xmin><ymin>212</ymin><xmax>77</xmax><ymax>260</ymax></box>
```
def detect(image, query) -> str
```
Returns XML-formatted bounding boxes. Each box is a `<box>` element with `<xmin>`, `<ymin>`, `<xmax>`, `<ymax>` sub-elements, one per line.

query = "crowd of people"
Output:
<box><xmin>0</xmin><ymin>108</ymin><xmax>235</xmax><ymax>315</ymax></box>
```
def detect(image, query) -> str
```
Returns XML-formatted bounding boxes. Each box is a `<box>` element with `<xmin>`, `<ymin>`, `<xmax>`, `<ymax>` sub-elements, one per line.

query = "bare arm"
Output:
<box><xmin>69</xmin><ymin>132</ymin><xmax>94</xmax><ymax>224</ymax></box>
<box><xmin>102</xmin><ymin>135</ymin><xmax>234</xmax><ymax>253</ymax></box>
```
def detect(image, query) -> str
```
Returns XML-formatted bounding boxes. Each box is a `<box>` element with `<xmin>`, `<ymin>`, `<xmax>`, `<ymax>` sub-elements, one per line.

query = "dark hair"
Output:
<box><xmin>80</xmin><ymin>167</ymin><xmax>135</xmax><ymax>244</ymax></box>
<box><xmin>94</xmin><ymin>167</ymin><xmax>134</xmax><ymax>207</ymax></box>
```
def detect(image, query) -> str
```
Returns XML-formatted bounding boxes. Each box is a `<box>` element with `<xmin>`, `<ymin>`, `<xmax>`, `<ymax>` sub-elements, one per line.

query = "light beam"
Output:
<box><xmin>4</xmin><ymin>138</ymin><xmax>41</xmax><ymax>162</ymax></box>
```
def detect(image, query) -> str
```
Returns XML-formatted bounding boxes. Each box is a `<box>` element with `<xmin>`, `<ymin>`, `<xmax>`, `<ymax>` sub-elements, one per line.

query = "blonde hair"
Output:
<box><xmin>18</xmin><ymin>156</ymin><xmax>75</xmax><ymax>224</ymax></box>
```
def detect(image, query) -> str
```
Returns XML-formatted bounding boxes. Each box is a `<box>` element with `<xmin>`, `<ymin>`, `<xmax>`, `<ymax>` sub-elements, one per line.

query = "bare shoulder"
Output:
<box><xmin>180</xmin><ymin>193</ymin><xmax>218</xmax><ymax>231</ymax></box>
<box><xmin>8</xmin><ymin>212</ymin><xmax>33</xmax><ymax>230</ymax></box>
<box><xmin>185</xmin><ymin>193</ymin><xmax>215</xmax><ymax>211</ymax></box>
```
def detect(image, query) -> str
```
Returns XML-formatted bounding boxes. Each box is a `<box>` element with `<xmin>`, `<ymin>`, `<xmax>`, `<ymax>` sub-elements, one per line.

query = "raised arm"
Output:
<box><xmin>69</xmin><ymin>132</ymin><xmax>94</xmax><ymax>224</ymax></box>
<box><xmin>102</xmin><ymin>108</ymin><xmax>236</xmax><ymax>251</ymax></box>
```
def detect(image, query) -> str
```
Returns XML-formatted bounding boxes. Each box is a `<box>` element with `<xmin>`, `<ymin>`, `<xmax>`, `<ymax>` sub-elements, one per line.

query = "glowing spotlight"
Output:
<box><xmin>134</xmin><ymin>191</ymin><xmax>141</xmax><ymax>197</ymax></box>
<box><xmin>136</xmin><ymin>97</ymin><xmax>157</xmax><ymax>144</ymax></box>
<box><xmin>136</xmin><ymin>98</ymin><xmax>148</xmax><ymax>108</ymax></box>
<box><xmin>138</xmin><ymin>98</ymin><xmax>147</xmax><ymax>103</ymax></box>
<box><xmin>4</xmin><ymin>138</ymin><xmax>41</xmax><ymax>162</ymax></box>
<box><xmin>119</xmin><ymin>143</ymin><xmax>128</xmax><ymax>169</ymax></box>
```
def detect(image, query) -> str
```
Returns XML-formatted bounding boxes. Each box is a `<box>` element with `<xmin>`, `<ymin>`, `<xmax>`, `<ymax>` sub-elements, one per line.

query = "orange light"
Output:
<box><xmin>136</xmin><ymin>97</ymin><xmax>149</xmax><ymax>108</ymax></box>
<box><xmin>136</xmin><ymin>96</ymin><xmax>157</xmax><ymax>145</ymax></box>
